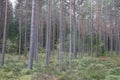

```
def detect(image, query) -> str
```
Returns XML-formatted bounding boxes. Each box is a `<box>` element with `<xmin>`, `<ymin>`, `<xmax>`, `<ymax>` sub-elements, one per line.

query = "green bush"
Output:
<box><xmin>80</xmin><ymin>57</ymin><xmax>98</xmax><ymax>67</ymax></box>
<box><xmin>58</xmin><ymin>70</ymin><xmax>78</xmax><ymax>80</ymax></box>
<box><xmin>85</xmin><ymin>63</ymin><xmax>107</xmax><ymax>79</ymax></box>
<box><xmin>22</xmin><ymin>69</ymin><xmax>32</xmax><ymax>75</ymax></box>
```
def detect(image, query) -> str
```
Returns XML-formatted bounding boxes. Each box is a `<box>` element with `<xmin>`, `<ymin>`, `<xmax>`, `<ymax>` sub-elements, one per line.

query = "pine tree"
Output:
<box><xmin>46</xmin><ymin>0</ymin><xmax>52</xmax><ymax>65</ymax></box>
<box><xmin>59</xmin><ymin>0</ymin><xmax>64</xmax><ymax>66</ymax></box>
<box><xmin>18</xmin><ymin>0</ymin><xmax>22</xmax><ymax>60</ymax></box>
<box><xmin>1</xmin><ymin>0</ymin><xmax>8</xmax><ymax>66</ymax></box>
<box><xmin>28</xmin><ymin>0</ymin><xmax>35</xmax><ymax>69</ymax></box>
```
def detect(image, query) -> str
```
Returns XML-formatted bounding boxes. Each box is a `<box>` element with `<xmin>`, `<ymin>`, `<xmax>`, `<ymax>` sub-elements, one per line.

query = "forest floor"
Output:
<box><xmin>0</xmin><ymin>52</ymin><xmax>120</xmax><ymax>80</ymax></box>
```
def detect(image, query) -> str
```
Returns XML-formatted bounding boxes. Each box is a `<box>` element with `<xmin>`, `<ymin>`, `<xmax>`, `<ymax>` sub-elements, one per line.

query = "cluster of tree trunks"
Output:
<box><xmin>1</xmin><ymin>0</ymin><xmax>120</xmax><ymax>69</ymax></box>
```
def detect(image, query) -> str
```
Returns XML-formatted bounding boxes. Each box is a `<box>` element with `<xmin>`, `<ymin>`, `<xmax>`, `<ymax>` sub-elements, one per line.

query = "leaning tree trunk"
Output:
<box><xmin>1</xmin><ymin>0</ymin><xmax>8</xmax><ymax>66</ymax></box>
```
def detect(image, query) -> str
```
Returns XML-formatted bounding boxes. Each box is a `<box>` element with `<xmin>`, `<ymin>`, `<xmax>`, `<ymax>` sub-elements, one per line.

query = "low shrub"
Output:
<box><xmin>105</xmin><ymin>75</ymin><xmax>120</xmax><ymax>80</ymax></box>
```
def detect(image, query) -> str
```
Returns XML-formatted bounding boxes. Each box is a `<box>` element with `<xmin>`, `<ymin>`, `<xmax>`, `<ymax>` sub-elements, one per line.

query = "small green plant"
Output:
<box><xmin>85</xmin><ymin>63</ymin><xmax>107</xmax><ymax>79</ymax></box>
<box><xmin>105</xmin><ymin>75</ymin><xmax>120</xmax><ymax>80</ymax></box>
<box><xmin>108</xmin><ymin>67</ymin><xmax>120</xmax><ymax>76</ymax></box>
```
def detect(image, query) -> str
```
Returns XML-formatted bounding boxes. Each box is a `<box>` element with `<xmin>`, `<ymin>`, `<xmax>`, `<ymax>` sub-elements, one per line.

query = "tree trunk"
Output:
<box><xmin>18</xmin><ymin>0</ymin><xmax>22</xmax><ymax>60</ymax></box>
<box><xmin>34</xmin><ymin>0</ymin><xmax>38</xmax><ymax>63</ymax></box>
<box><xmin>73</xmin><ymin>0</ymin><xmax>77</xmax><ymax>58</ymax></box>
<box><xmin>1</xmin><ymin>0</ymin><xmax>8</xmax><ymax>66</ymax></box>
<box><xmin>24</xmin><ymin>0</ymin><xmax>28</xmax><ymax>57</ymax></box>
<box><xmin>28</xmin><ymin>0</ymin><xmax>35</xmax><ymax>69</ymax></box>
<box><xmin>59</xmin><ymin>0</ymin><xmax>64</xmax><ymax>66</ymax></box>
<box><xmin>0</xmin><ymin>0</ymin><xmax>3</xmax><ymax>38</ymax></box>
<box><xmin>46</xmin><ymin>0</ymin><xmax>52</xmax><ymax>65</ymax></box>
<box><xmin>90</xmin><ymin>0</ymin><xmax>93</xmax><ymax>56</ymax></box>
<box><xmin>69</xmin><ymin>0</ymin><xmax>72</xmax><ymax>69</ymax></box>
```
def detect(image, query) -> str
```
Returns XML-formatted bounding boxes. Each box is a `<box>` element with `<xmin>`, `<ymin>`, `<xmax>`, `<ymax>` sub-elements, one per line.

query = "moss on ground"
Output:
<box><xmin>0</xmin><ymin>54</ymin><xmax>120</xmax><ymax>80</ymax></box>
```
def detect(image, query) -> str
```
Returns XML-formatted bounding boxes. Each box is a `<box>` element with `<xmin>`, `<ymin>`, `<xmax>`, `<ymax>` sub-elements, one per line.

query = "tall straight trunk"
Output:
<box><xmin>81</xmin><ymin>19</ymin><xmax>85</xmax><ymax>57</ymax></box>
<box><xmin>33</xmin><ymin>22</ymin><xmax>38</xmax><ymax>63</ymax></box>
<box><xmin>110</xmin><ymin>31</ymin><xmax>113</xmax><ymax>57</ymax></box>
<box><xmin>40</xmin><ymin>18</ymin><xmax>44</xmax><ymax>47</ymax></box>
<box><xmin>99</xmin><ymin>0</ymin><xmax>103</xmax><ymax>54</ymax></box>
<box><xmin>82</xmin><ymin>19</ymin><xmax>85</xmax><ymax>56</ymax></box>
<box><xmin>96</xmin><ymin>0</ymin><xmax>101</xmax><ymax>56</ymax></box>
<box><xmin>63</xmin><ymin>17</ymin><xmax>67</xmax><ymax>55</ymax></box>
<box><xmin>82</xmin><ymin>34</ymin><xmax>85</xmax><ymax>56</ymax></box>
<box><xmin>24</xmin><ymin>0</ymin><xmax>28</xmax><ymax>57</ymax></box>
<box><xmin>28</xmin><ymin>0</ymin><xmax>35</xmax><ymax>69</ymax></box>
<box><xmin>109</xmin><ymin>10</ymin><xmax>113</xmax><ymax>57</ymax></box>
<box><xmin>18</xmin><ymin>0</ymin><xmax>22</xmax><ymax>60</ymax></box>
<box><xmin>73</xmin><ymin>0</ymin><xmax>77</xmax><ymax>58</ymax></box>
<box><xmin>59</xmin><ymin>0</ymin><xmax>64</xmax><ymax>65</ymax></box>
<box><xmin>52</xmin><ymin>0</ymin><xmax>56</xmax><ymax>50</ymax></box>
<box><xmin>77</xmin><ymin>17</ymin><xmax>81</xmax><ymax>57</ymax></box>
<box><xmin>78</xmin><ymin>7</ymin><xmax>82</xmax><ymax>57</ymax></box>
<box><xmin>1</xmin><ymin>0</ymin><xmax>8</xmax><ymax>66</ymax></box>
<box><xmin>103</xmin><ymin>21</ymin><xmax>106</xmax><ymax>51</ymax></box>
<box><xmin>106</xmin><ymin>30</ymin><xmax>109</xmax><ymax>51</ymax></box>
<box><xmin>99</xmin><ymin>0</ymin><xmax>102</xmax><ymax>53</ymax></box>
<box><xmin>104</xmin><ymin>1</ymin><xmax>108</xmax><ymax>52</ymax></box>
<box><xmin>52</xmin><ymin>16</ymin><xmax>55</xmax><ymax>50</ymax></box>
<box><xmin>115</xmin><ymin>10</ymin><xmax>119</xmax><ymax>54</ymax></box>
<box><xmin>118</xmin><ymin>9</ymin><xmax>120</xmax><ymax>55</ymax></box>
<box><xmin>33</xmin><ymin>10</ymin><xmax>37</xmax><ymax>62</ymax></box>
<box><xmin>0</xmin><ymin>0</ymin><xmax>3</xmax><ymax>37</ymax></box>
<box><xmin>90</xmin><ymin>0</ymin><xmax>93</xmax><ymax>56</ymax></box>
<box><xmin>114</xmin><ymin>20</ymin><xmax>117</xmax><ymax>54</ymax></box>
<box><xmin>46</xmin><ymin>0</ymin><xmax>51</xmax><ymax>65</ymax></box>
<box><xmin>35</xmin><ymin>22</ymin><xmax>38</xmax><ymax>63</ymax></box>
<box><xmin>69</xmin><ymin>0</ymin><xmax>72</xmax><ymax>69</ymax></box>
<box><xmin>36</xmin><ymin>1</ymin><xmax>39</xmax><ymax>63</ymax></box>
<box><xmin>34</xmin><ymin>1</ymin><xmax>38</xmax><ymax>63</ymax></box>
<box><xmin>33</xmin><ymin>0</ymin><xmax>36</xmax><ymax>62</ymax></box>
<box><xmin>117</xmin><ymin>32</ymin><xmax>119</xmax><ymax>54</ymax></box>
<box><xmin>106</xmin><ymin>28</ymin><xmax>108</xmax><ymax>51</ymax></box>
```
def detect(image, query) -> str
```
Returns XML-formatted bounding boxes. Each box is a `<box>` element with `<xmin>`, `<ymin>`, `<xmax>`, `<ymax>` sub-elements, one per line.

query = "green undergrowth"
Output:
<box><xmin>0</xmin><ymin>53</ymin><xmax>120</xmax><ymax>80</ymax></box>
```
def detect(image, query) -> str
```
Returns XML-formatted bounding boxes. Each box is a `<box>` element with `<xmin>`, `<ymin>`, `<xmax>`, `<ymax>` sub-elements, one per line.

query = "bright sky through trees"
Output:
<box><xmin>10</xmin><ymin>0</ymin><xmax>16</xmax><ymax>8</ymax></box>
